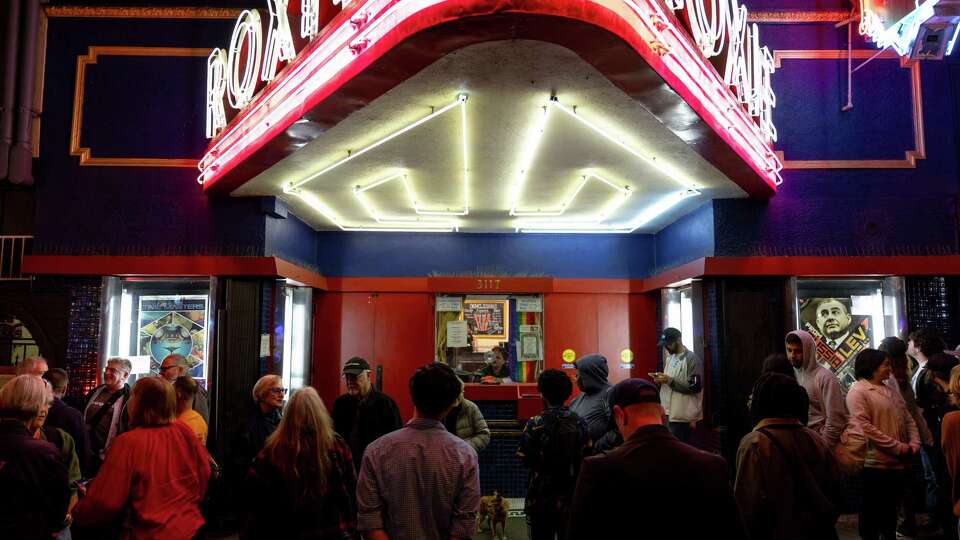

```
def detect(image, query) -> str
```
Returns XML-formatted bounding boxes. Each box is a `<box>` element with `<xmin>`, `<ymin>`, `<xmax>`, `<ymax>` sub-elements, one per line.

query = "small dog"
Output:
<box><xmin>477</xmin><ymin>490</ymin><xmax>509</xmax><ymax>540</ymax></box>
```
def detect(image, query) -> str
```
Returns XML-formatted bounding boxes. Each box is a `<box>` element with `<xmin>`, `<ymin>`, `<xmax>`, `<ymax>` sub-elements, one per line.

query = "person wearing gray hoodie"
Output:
<box><xmin>569</xmin><ymin>354</ymin><xmax>619</xmax><ymax>451</ymax></box>
<box><xmin>785</xmin><ymin>330</ymin><xmax>848</xmax><ymax>447</ymax></box>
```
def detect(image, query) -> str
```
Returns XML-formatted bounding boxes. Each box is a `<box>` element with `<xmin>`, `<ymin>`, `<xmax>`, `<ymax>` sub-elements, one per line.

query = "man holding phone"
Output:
<box><xmin>650</xmin><ymin>328</ymin><xmax>703</xmax><ymax>446</ymax></box>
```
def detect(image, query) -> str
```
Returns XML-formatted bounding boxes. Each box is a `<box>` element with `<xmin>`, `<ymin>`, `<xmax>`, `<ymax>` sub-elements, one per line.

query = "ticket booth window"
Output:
<box><xmin>435</xmin><ymin>294</ymin><xmax>543</xmax><ymax>383</ymax></box>
<box><xmin>100</xmin><ymin>277</ymin><xmax>213</xmax><ymax>388</ymax></box>
<box><xmin>792</xmin><ymin>277</ymin><xmax>906</xmax><ymax>389</ymax></box>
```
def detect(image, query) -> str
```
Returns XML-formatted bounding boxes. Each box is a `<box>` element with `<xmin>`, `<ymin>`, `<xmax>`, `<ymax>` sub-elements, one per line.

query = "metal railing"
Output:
<box><xmin>0</xmin><ymin>236</ymin><xmax>32</xmax><ymax>280</ymax></box>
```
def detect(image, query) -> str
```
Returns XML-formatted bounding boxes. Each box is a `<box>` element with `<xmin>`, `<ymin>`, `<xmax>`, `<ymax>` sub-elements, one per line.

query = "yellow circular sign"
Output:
<box><xmin>562</xmin><ymin>349</ymin><xmax>576</xmax><ymax>362</ymax></box>
<box><xmin>620</xmin><ymin>349</ymin><xmax>634</xmax><ymax>364</ymax></box>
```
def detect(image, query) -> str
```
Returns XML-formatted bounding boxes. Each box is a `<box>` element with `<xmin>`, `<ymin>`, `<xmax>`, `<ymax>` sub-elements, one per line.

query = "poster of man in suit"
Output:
<box><xmin>799</xmin><ymin>297</ymin><xmax>872</xmax><ymax>389</ymax></box>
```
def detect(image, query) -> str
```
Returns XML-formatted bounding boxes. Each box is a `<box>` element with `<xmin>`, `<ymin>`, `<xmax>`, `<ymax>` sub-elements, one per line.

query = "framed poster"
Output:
<box><xmin>463</xmin><ymin>300</ymin><xmax>507</xmax><ymax>340</ymax></box>
<box><xmin>799</xmin><ymin>296</ymin><xmax>872</xmax><ymax>390</ymax></box>
<box><xmin>138</xmin><ymin>295</ymin><xmax>209</xmax><ymax>381</ymax></box>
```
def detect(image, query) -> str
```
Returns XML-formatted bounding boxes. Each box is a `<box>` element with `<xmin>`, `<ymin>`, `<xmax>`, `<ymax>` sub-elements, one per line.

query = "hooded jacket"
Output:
<box><xmin>660</xmin><ymin>346</ymin><xmax>703</xmax><ymax>423</ymax></box>
<box><xmin>568</xmin><ymin>354</ymin><xmax>618</xmax><ymax>449</ymax></box>
<box><xmin>788</xmin><ymin>330</ymin><xmax>848</xmax><ymax>447</ymax></box>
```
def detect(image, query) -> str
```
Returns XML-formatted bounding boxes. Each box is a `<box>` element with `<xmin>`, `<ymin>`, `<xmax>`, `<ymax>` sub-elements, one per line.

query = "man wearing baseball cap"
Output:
<box><xmin>568</xmin><ymin>379</ymin><xmax>745</xmax><ymax>539</ymax></box>
<box><xmin>331</xmin><ymin>357</ymin><xmax>403</xmax><ymax>470</ymax></box>
<box><xmin>650</xmin><ymin>327</ymin><xmax>704</xmax><ymax>446</ymax></box>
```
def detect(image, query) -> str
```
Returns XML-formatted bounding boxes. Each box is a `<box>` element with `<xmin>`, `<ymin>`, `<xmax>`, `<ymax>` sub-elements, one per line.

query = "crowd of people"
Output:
<box><xmin>2</xmin><ymin>325</ymin><xmax>960</xmax><ymax>539</ymax></box>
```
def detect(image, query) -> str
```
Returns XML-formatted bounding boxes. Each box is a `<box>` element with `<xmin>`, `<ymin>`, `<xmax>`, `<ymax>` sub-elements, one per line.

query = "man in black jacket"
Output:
<box><xmin>568</xmin><ymin>378</ymin><xmax>746</xmax><ymax>540</ymax></box>
<box><xmin>43</xmin><ymin>368</ymin><xmax>92</xmax><ymax>476</ymax></box>
<box><xmin>331</xmin><ymin>357</ymin><xmax>402</xmax><ymax>470</ymax></box>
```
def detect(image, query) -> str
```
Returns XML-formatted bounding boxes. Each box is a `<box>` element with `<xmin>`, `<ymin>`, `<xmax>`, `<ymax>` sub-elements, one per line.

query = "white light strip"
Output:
<box><xmin>286</xmin><ymin>185</ymin><xmax>457</xmax><ymax>232</ymax></box>
<box><xmin>352</xmin><ymin>174</ymin><xmax>460</xmax><ymax>228</ymax></box>
<box><xmin>548</xmin><ymin>98</ymin><xmax>699</xmax><ymax>190</ymax></box>
<box><xmin>508</xmin><ymin>105</ymin><xmax>551</xmax><ymax>214</ymax></box>
<box><xmin>512</xmin><ymin>173</ymin><xmax>632</xmax><ymax>221</ymax></box>
<box><xmin>289</xmin><ymin>94</ymin><xmax>466</xmax><ymax>191</ymax></box>
<box><xmin>516</xmin><ymin>188</ymin><xmax>699</xmax><ymax>234</ymax></box>
<box><xmin>285</xmin><ymin>93</ymin><xmax>469</xmax><ymax>232</ymax></box>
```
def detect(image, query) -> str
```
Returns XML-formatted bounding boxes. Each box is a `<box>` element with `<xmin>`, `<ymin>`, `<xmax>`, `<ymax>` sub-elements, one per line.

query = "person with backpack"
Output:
<box><xmin>517</xmin><ymin>369</ymin><xmax>591</xmax><ymax>540</ymax></box>
<box><xmin>735</xmin><ymin>372</ymin><xmax>844</xmax><ymax>539</ymax></box>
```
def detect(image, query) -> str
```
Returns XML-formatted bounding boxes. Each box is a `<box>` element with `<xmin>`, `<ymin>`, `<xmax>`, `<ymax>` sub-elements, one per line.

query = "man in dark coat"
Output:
<box><xmin>43</xmin><ymin>368</ymin><xmax>92</xmax><ymax>475</ymax></box>
<box><xmin>568</xmin><ymin>378</ymin><xmax>746</xmax><ymax>540</ymax></box>
<box><xmin>331</xmin><ymin>357</ymin><xmax>402</xmax><ymax>470</ymax></box>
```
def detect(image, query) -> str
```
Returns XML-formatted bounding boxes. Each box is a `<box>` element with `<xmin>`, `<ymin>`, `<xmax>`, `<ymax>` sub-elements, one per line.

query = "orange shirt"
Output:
<box><xmin>178</xmin><ymin>409</ymin><xmax>208</xmax><ymax>446</ymax></box>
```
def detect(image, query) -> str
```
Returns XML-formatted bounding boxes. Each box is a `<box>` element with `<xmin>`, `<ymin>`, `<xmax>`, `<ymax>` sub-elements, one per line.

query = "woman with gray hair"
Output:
<box><xmin>0</xmin><ymin>375</ymin><xmax>71</xmax><ymax>539</ymax></box>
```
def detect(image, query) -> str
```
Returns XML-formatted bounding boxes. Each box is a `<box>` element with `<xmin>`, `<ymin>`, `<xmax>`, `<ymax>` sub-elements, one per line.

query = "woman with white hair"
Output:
<box><xmin>0</xmin><ymin>375</ymin><xmax>71</xmax><ymax>539</ymax></box>
<box><xmin>244</xmin><ymin>386</ymin><xmax>358</xmax><ymax>538</ymax></box>
<box><xmin>235</xmin><ymin>374</ymin><xmax>286</xmax><ymax>469</ymax></box>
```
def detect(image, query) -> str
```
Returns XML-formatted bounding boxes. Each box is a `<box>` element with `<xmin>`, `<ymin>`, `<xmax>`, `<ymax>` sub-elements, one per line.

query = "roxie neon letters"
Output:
<box><xmin>206</xmin><ymin>0</ymin><xmax>352</xmax><ymax>137</ymax></box>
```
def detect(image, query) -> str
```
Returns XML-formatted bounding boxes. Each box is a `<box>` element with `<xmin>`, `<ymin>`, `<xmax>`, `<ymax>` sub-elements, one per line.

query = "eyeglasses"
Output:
<box><xmin>159</xmin><ymin>365</ymin><xmax>176</xmax><ymax>372</ymax></box>
<box><xmin>269</xmin><ymin>387</ymin><xmax>288</xmax><ymax>396</ymax></box>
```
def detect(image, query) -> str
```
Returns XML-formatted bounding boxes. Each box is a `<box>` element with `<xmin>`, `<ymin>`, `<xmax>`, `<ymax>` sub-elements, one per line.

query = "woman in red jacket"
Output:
<box><xmin>73</xmin><ymin>376</ymin><xmax>211</xmax><ymax>539</ymax></box>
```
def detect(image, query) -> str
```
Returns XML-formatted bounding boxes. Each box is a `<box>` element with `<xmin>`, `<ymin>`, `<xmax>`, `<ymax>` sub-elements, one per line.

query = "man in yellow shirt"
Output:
<box><xmin>174</xmin><ymin>376</ymin><xmax>207</xmax><ymax>445</ymax></box>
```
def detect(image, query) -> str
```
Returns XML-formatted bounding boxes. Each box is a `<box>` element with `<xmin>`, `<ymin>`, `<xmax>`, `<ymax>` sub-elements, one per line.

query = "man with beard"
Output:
<box><xmin>814</xmin><ymin>298</ymin><xmax>854</xmax><ymax>351</ymax></box>
<box><xmin>785</xmin><ymin>330</ymin><xmax>848</xmax><ymax>447</ymax></box>
<box><xmin>651</xmin><ymin>328</ymin><xmax>704</xmax><ymax>446</ymax></box>
<box><xmin>331</xmin><ymin>357</ymin><xmax>403</xmax><ymax>470</ymax></box>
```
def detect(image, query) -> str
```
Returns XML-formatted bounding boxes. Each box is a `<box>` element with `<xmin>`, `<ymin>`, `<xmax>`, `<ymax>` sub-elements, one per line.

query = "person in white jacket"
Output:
<box><xmin>846</xmin><ymin>348</ymin><xmax>920</xmax><ymax>540</ymax></box>
<box><xmin>652</xmin><ymin>328</ymin><xmax>703</xmax><ymax>445</ymax></box>
<box><xmin>785</xmin><ymin>330</ymin><xmax>848</xmax><ymax>447</ymax></box>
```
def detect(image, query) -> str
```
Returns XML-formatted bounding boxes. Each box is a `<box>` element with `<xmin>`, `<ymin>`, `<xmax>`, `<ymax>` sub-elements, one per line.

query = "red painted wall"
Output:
<box><xmin>312</xmin><ymin>292</ymin><xmax>433</xmax><ymax>421</ymax></box>
<box><xmin>314</xmin><ymin>290</ymin><xmax>658</xmax><ymax>416</ymax></box>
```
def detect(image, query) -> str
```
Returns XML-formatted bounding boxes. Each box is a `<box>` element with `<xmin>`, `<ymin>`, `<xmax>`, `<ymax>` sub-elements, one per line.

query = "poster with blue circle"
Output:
<box><xmin>138</xmin><ymin>295</ymin><xmax>208</xmax><ymax>381</ymax></box>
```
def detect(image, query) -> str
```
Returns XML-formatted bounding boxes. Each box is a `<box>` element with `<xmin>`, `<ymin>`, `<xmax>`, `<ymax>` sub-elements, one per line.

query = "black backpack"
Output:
<box><xmin>539</xmin><ymin>413</ymin><xmax>585</xmax><ymax>490</ymax></box>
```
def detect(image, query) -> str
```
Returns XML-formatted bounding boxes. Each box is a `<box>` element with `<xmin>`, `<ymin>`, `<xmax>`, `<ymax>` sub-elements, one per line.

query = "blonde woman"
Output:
<box><xmin>236</xmin><ymin>374</ymin><xmax>285</xmax><ymax>467</ymax></box>
<box><xmin>0</xmin><ymin>375</ymin><xmax>71</xmax><ymax>539</ymax></box>
<box><xmin>73</xmin><ymin>377</ymin><xmax>211</xmax><ymax>539</ymax></box>
<box><xmin>244</xmin><ymin>386</ymin><xmax>359</xmax><ymax>539</ymax></box>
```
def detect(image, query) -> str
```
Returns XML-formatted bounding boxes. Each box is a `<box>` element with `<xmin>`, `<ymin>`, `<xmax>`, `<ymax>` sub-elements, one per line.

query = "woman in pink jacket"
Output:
<box><xmin>846</xmin><ymin>348</ymin><xmax>920</xmax><ymax>540</ymax></box>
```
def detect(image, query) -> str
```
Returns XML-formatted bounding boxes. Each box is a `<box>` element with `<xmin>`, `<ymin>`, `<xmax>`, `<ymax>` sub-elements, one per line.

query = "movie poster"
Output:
<box><xmin>463</xmin><ymin>300</ymin><xmax>506</xmax><ymax>339</ymax></box>
<box><xmin>799</xmin><ymin>297</ymin><xmax>872</xmax><ymax>389</ymax></box>
<box><xmin>138</xmin><ymin>295</ymin><xmax>208</xmax><ymax>383</ymax></box>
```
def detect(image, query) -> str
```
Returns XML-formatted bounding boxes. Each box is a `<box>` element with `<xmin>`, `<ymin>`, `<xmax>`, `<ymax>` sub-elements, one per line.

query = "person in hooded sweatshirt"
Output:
<box><xmin>569</xmin><ymin>354</ymin><xmax>620</xmax><ymax>451</ymax></box>
<box><xmin>785</xmin><ymin>330</ymin><xmax>848</xmax><ymax>447</ymax></box>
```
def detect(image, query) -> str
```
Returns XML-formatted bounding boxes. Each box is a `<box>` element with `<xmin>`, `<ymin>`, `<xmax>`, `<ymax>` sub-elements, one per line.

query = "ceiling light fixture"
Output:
<box><xmin>285</xmin><ymin>184</ymin><xmax>458</xmax><ymax>232</ymax></box>
<box><xmin>516</xmin><ymin>187</ymin><xmax>700</xmax><ymax>234</ymax></box>
<box><xmin>352</xmin><ymin>173</ymin><xmax>460</xmax><ymax>229</ymax></box>
<box><xmin>512</xmin><ymin>173</ymin><xmax>633</xmax><ymax>220</ymax></box>
<box><xmin>283</xmin><ymin>94</ymin><xmax>468</xmax><ymax>232</ymax></box>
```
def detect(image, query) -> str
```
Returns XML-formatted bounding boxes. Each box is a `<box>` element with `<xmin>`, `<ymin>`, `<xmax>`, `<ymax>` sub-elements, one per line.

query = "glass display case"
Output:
<box><xmin>435</xmin><ymin>294</ymin><xmax>544</xmax><ymax>383</ymax></box>
<box><xmin>100</xmin><ymin>277</ymin><xmax>214</xmax><ymax>388</ymax></box>
<box><xmin>791</xmin><ymin>277</ymin><xmax>906</xmax><ymax>388</ymax></box>
<box><xmin>279</xmin><ymin>285</ymin><xmax>312</xmax><ymax>392</ymax></box>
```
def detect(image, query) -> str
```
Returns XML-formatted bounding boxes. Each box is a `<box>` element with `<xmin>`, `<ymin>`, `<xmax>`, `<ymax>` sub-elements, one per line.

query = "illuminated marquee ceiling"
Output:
<box><xmin>234</xmin><ymin>40</ymin><xmax>747</xmax><ymax>233</ymax></box>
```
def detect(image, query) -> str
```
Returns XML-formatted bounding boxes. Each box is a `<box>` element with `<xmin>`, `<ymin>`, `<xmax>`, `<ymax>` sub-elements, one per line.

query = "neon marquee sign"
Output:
<box><xmin>200</xmin><ymin>0</ymin><xmax>783</xmax><ymax>194</ymax></box>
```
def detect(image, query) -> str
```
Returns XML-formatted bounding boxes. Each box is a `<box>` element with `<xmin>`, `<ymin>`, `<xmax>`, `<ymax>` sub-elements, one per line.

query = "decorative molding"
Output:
<box><xmin>773</xmin><ymin>50</ymin><xmax>925</xmax><ymax>169</ymax></box>
<box><xmin>45</xmin><ymin>6</ymin><xmax>242</xmax><ymax>20</ymax></box>
<box><xmin>748</xmin><ymin>10</ymin><xmax>852</xmax><ymax>24</ymax></box>
<box><xmin>71</xmin><ymin>46</ymin><xmax>210</xmax><ymax>168</ymax></box>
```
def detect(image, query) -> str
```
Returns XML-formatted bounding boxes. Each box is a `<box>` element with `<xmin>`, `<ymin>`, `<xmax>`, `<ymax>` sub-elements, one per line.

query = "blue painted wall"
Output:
<box><xmin>312</xmin><ymin>231</ymin><xmax>655</xmax><ymax>278</ymax></box>
<box><xmin>33</xmin><ymin>16</ymin><xmax>268</xmax><ymax>257</ymax></box>
<box><xmin>653</xmin><ymin>203</ymin><xmax>715</xmax><ymax>275</ymax></box>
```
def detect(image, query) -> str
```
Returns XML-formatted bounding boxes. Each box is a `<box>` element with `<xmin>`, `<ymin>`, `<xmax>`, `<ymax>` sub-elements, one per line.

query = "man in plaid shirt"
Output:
<box><xmin>357</xmin><ymin>363</ymin><xmax>480</xmax><ymax>540</ymax></box>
